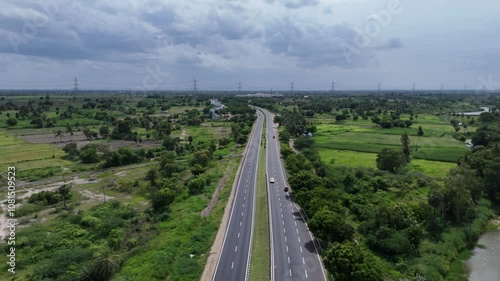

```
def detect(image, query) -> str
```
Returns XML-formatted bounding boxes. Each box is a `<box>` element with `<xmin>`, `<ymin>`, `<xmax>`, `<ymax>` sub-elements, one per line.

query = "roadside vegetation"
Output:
<box><xmin>0</xmin><ymin>92</ymin><xmax>255</xmax><ymax>281</ymax></box>
<box><xmin>255</xmin><ymin>93</ymin><xmax>499</xmax><ymax>280</ymax></box>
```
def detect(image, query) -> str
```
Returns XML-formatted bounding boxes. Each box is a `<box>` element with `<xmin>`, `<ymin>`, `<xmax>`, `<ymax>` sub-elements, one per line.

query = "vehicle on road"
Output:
<box><xmin>269</xmin><ymin>177</ymin><xmax>275</xmax><ymax>183</ymax></box>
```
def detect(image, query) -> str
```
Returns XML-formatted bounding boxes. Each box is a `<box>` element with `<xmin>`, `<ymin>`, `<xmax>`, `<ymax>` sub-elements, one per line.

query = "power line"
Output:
<box><xmin>73</xmin><ymin>77</ymin><xmax>79</xmax><ymax>91</ymax></box>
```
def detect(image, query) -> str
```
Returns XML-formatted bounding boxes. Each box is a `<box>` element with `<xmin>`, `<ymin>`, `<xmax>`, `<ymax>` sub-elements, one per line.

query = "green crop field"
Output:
<box><xmin>0</xmin><ymin>130</ymin><xmax>73</xmax><ymax>180</ymax></box>
<box><xmin>317</xmin><ymin>149</ymin><xmax>456</xmax><ymax>179</ymax></box>
<box><xmin>312</xmin><ymin>115</ymin><xmax>469</xmax><ymax>162</ymax></box>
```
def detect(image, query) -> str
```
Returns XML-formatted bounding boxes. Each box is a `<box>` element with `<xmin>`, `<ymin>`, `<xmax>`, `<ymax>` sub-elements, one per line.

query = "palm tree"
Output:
<box><xmin>66</xmin><ymin>125</ymin><xmax>74</xmax><ymax>141</ymax></box>
<box><xmin>54</xmin><ymin>129</ymin><xmax>65</xmax><ymax>142</ymax></box>
<box><xmin>91</xmin><ymin>248</ymin><xmax>122</xmax><ymax>281</ymax></box>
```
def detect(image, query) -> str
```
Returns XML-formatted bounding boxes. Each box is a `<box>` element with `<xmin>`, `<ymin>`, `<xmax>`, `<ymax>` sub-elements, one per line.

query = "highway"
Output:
<box><xmin>212</xmin><ymin>111</ymin><xmax>264</xmax><ymax>281</ymax></box>
<box><xmin>262</xmin><ymin>108</ymin><xmax>327</xmax><ymax>281</ymax></box>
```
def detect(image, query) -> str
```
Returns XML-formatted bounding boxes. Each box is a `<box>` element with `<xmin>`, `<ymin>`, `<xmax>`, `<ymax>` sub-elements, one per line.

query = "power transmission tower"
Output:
<box><xmin>193</xmin><ymin>78</ymin><xmax>198</xmax><ymax>93</ymax></box>
<box><xmin>464</xmin><ymin>84</ymin><xmax>467</xmax><ymax>91</ymax></box>
<box><xmin>440</xmin><ymin>83</ymin><xmax>444</xmax><ymax>92</ymax></box>
<box><xmin>412</xmin><ymin>83</ymin><xmax>416</xmax><ymax>92</ymax></box>
<box><xmin>331</xmin><ymin>81</ymin><xmax>335</xmax><ymax>93</ymax></box>
<box><xmin>377</xmin><ymin>82</ymin><xmax>381</xmax><ymax>93</ymax></box>
<box><xmin>73</xmin><ymin>77</ymin><xmax>79</xmax><ymax>91</ymax></box>
<box><xmin>290</xmin><ymin>82</ymin><xmax>294</xmax><ymax>93</ymax></box>
<box><xmin>238</xmin><ymin>82</ymin><xmax>241</xmax><ymax>92</ymax></box>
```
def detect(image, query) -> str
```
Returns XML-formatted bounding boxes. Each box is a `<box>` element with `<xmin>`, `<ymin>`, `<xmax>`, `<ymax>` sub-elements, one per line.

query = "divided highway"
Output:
<box><xmin>262</xmin><ymin>108</ymin><xmax>327</xmax><ymax>281</ymax></box>
<box><xmin>212</xmin><ymin>111</ymin><xmax>264</xmax><ymax>281</ymax></box>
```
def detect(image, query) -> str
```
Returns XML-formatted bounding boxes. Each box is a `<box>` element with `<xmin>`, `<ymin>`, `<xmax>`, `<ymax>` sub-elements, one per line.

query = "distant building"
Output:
<box><xmin>209</xmin><ymin>101</ymin><xmax>225</xmax><ymax>120</ymax></box>
<box><xmin>210</xmin><ymin>99</ymin><xmax>222</xmax><ymax>107</ymax></box>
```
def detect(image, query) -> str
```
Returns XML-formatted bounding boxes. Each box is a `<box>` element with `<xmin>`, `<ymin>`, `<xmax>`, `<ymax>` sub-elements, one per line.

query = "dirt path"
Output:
<box><xmin>0</xmin><ymin>176</ymin><xmax>102</xmax><ymax>240</ymax></box>
<box><xmin>288</xmin><ymin>138</ymin><xmax>300</xmax><ymax>154</ymax></box>
<box><xmin>200</xmin><ymin>167</ymin><xmax>230</xmax><ymax>218</ymax></box>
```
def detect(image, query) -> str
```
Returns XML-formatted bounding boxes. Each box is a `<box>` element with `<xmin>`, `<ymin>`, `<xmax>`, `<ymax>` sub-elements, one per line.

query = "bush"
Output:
<box><xmin>6</xmin><ymin>117</ymin><xmax>17</xmax><ymax>126</ymax></box>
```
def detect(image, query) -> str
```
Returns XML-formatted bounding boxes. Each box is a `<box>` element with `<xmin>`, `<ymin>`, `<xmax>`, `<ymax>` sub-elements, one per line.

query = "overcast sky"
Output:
<box><xmin>0</xmin><ymin>0</ymin><xmax>499</xmax><ymax>91</ymax></box>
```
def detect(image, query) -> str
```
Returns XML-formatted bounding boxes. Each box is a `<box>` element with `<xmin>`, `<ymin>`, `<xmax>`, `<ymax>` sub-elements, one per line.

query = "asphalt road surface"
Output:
<box><xmin>262</xmin><ymin>108</ymin><xmax>327</xmax><ymax>281</ymax></box>
<box><xmin>212</xmin><ymin>111</ymin><xmax>264</xmax><ymax>281</ymax></box>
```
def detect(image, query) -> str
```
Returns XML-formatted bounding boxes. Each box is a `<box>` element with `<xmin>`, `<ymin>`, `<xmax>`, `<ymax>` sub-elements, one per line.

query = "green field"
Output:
<box><xmin>317</xmin><ymin>149</ymin><xmax>456</xmax><ymax>179</ymax></box>
<box><xmin>0</xmin><ymin>130</ymin><xmax>73</xmax><ymax>181</ymax></box>
<box><xmin>313</xmin><ymin>122</ymin><xmax>468</xmax><ymax>162</ymax></box>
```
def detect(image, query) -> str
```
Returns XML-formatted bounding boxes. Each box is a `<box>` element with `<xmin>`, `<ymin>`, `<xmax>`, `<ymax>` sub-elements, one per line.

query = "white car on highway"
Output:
<box><xmin>269</xmin><ymin>178</ymin><xmax>275</xmax><ymax>183</ymax></box>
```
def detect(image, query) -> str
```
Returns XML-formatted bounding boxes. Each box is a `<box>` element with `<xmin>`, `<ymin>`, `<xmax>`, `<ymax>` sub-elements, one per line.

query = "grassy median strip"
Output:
<box><xmin>249</xmin><ymin>119</ymin><xmax>270</xmax><ymax>281</ymax></box>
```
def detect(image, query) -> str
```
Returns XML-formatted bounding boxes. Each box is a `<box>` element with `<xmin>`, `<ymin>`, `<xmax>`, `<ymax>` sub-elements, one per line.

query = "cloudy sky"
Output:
<box><xmin>0</xmin><ymin>0</ymin><xmax>499</xmax><ymax>91</ymax></box>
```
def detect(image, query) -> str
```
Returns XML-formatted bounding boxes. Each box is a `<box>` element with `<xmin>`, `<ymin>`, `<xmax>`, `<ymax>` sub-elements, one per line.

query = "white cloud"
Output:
<box><xmin>0</xmin><ymin>0</ymin><xmax>499</xmax><ymax>90</ymax></box>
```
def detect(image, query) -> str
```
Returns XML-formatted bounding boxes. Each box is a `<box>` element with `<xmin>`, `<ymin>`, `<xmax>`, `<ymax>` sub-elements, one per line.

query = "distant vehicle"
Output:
<box><xmin>284</xmin><ymin>186</ymin><xmax>289</xmax><ymax>192</ymax></box>
<box><xmin>269</xmin><ymin>178</ymin><xmax>275</xmax><ymax>183</ymax></box>
<box><xmin>273</xmin><ymin>136</ymin><xmax>275</xmax><ymax>139</ymax></box>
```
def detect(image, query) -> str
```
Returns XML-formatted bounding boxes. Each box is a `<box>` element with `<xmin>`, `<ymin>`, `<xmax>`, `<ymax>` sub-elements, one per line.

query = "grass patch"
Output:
<box><xmin>0</xmin><ymin>130</ymin><xmax>73</xmax><ymax>181</ymax></box>
<box><xmin>317</xmin><ymin>149</ymin><xmax>455</xmax><ymax>179</ymax></box>
<box><xmin>113</xmin><ymin>148</ymin><xmax>244</xmax><ymax>281</ymax></box>
<box><xmin>249</xmin><ymin>124</ymin><xmax>270</xmax><ymax>281</ymax></box>
<box><xmin>314</xmin><ymin>130</ymin><xmax>466</xmax><ymax>162</ymax></box>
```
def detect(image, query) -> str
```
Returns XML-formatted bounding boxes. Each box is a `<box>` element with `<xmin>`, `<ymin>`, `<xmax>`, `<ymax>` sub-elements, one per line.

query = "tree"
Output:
<box><xmin>159</xmin><ymin>152</ymin><xmax>178</xmax><ymax>177</ymax></box>
<box><xmin>150</xmin><ymin>187</ymin><xmax>175</xmax><ymax>212</ymax></box>
<box><xmin>66</xmin><ymin>125</ymin><xmax>74</xmax><ymax>141</ymax></box>
<box><xmin>293</xmin><ymin>136</ymin><xmax>315</xmax><ymax>150</ymax></box>
<box><xmin>145</xmin><ymin>168</ymin><xmax>159</xmax><ymax>186</ymax></box>
<box><xmin>99</xmin><ymin>126</ymin><xmax>110</xmax><ymax>138</ymax></box>
<box><xmin>309</xmin><ymin>208</ymin><xmax>354</xmax><ymax>245</ymax></box>
<box><xmin>323</xmin><ymin>241</ymin><xmax>384</xmax><ymax>281</ymax></box>
<box><xmin>288</xmin><ymin>170</ymin><xmax>323</xmax><ymax>191</ymax></box>
<box><xmin>54</xmin><ymin>129</ymin><xmax>65</xmax><ymax>142</ymax></box>
<box><xmin>417</xmin><ymin>126</ymin><xmax>424</xmax><ymax>136</ymax></box>
<box><xmin>280</xmin><ymin>130</ymin><xmax>291</xmax><ymax>142</ymax></box>
<box><xmin>91</xmin><ymin>248</ymin><xmax>122</xmax><ymax>281</ymax></box>
<box><xmin>79</xmin><ymin>145</ymin><xmax>100</xmax><ymax>163</ymax></box>
<box><xmin>479</xmin><ymin>112</ymin><xmax>495</xmax><ymax>123</ymax></box>
<box><xmin>58</xmin><ymin>184</ymin><xmax>71</xmax><ymax>209</ymax></box>
<box><xmin>6</xmin><ymin>117</ymin><xmax>17</xmax><ymax>126</ymax></box>
<box><xmin>188</xmin><ymin>135</ymin><xmax>193</xmax><ymax>145</ymax></box>
<box><xmin>187</xmin><ymin>177</ymin><xmax>205</xmax><ymax>194</ymax></box>
<box><xmin>444</xmin><ymin>166</ymin><xmax>480</xmax><ymax>223</ymax></box>
<box><xmin>63</xmin><ymin>142</ymin><xmax>79</xmax><ymax>159</ymax></box>
<box><xmin>376</xmin><ymin>149</ymin><xmax>406</xmax><ymax>173</ymax></box>
<box><xmin>401</xmin><ymin>133</ymin><xmax>411</xmax><ymax>163</ymax></box>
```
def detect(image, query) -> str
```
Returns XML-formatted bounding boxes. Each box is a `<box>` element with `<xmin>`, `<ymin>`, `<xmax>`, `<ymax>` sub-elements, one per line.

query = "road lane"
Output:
<box><xmin>262</xmin><ymin>108</ymin><xmax>327</xmax><ymax>281</ymax></box>
<box><xmin>212</xmin><ymin>111</ymin><xmax>264</xmax><ymax>281</ymax></box>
